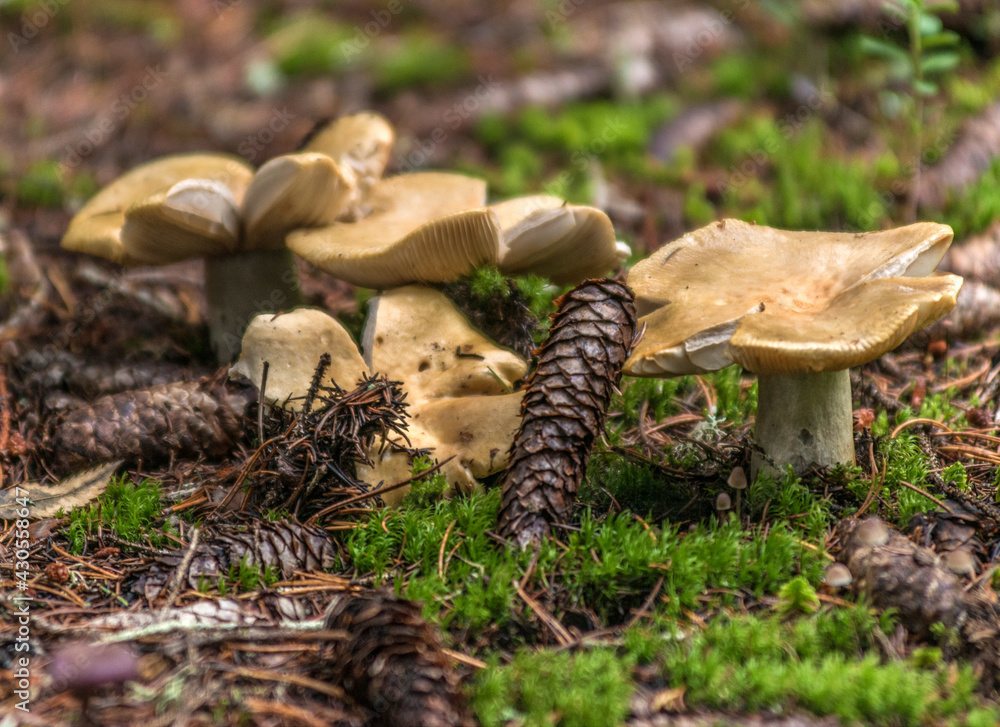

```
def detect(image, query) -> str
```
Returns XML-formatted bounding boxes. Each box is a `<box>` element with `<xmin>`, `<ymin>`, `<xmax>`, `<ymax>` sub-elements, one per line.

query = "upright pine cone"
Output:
<box><xmin>497</xmin><ymin>278</ymin><xmax>638</xmax><ymax>546</ymax></box>
<box><xmin>323</xmin><ymin>591</ymin><xmax>474</xmax><ymax>727</ymax></box>
<box><xmin>50</xmin><ymin>381</ymin><xmax>246</xmax><ymax>473</ymax></box>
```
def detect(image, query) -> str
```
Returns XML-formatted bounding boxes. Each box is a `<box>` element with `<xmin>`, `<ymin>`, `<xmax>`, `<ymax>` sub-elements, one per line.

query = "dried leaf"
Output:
<box><xmin>497</xmin><ymin>278</ymin><xmax>639</xmax><ymax>546</ymax></box>
<box><xmin>0</xmin><ymin>460</ymin><xmax>121</xmax><ymax>519</ymax></box>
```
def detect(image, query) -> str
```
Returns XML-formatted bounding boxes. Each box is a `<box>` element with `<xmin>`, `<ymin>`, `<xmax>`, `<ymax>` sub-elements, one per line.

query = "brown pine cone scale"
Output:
<box><xmin>497</xmin><ymin>278</ymin><xmax>639</xmax><ymax>547</ymax></box>
<box><xmin>323</xmin><ymin>591</ymin><xmax>474</xmax><ymax>727</ymax></box>
<box><xmin>50</xmin><ymin>381</ymin><xmax>244</xmax><ymax>473</ymax></box>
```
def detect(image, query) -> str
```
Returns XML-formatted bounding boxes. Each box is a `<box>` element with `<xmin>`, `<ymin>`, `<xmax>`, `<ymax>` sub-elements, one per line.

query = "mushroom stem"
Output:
<box><xmin>751</xmin><ymin>370</ymin><xmax>855</xmax><ymax>480</ymax></box>
<box><xmin>205</xmin><ymin>248</ymin><xmax>302</xmax><ymax>363</ymax></box>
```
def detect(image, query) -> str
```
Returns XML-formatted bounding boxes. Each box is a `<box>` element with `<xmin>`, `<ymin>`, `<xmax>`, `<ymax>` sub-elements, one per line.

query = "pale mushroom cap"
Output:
<box><xmin>362</xmin><ymin>285</ymin><xmax>527</xmax><ymax>401</ymax></box>
<box><xmin>625</xmin><ymin>219</ymin><xmax>961</xmax><ymax>377</ymax></box>
<box><xmin>122</xmin><ymin>179</ymin><xmax>242</xmax><ymax>264</ymax></box>
<box><xmin>241</xmin><ymin>152</ymin><xmax>355</xmax><ymax>250</ymax></box>
<box><xmin>229</xmin><ymin>307</ymin><xmax>370</xmax><ymax>410</ymax></box>
<box><xmin>62</xmin><ymin>154</ymin><xmax>254</xmax><ymax>264</ymax></box>
<box><xmin>823</xmin><ymin>563</ymin><xmax>853</xmax><ymax>587</ymax></box>
<box><xmin>301</xmin><ymin>111</ymin><xmax>395</xmax><ymax>185</ymax></box>
<box><xmin>358</xmin><ymin>392</ymin><xmax>524</xmax><ymax>506</ymax></box>
<box><xmin>287</xmin><ymin>172</ymin><xmax>502</xmax><ymax>288</ymax></box>
<box><xmin>493</xmin><ymin>195</ymin><xmax>628</xmax><ymax>284</ymax></box>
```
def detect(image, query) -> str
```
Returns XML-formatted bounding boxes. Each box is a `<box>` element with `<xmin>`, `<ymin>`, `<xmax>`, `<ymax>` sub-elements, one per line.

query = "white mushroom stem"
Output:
<box><xmin>751</xmin><ymin>370</ymin><xmax>855</xmax><ymax>480</ymax></box>
<box><xmin>205</xmin><ymin>248</ymin><xmax>302</xmax><ymax>363</ymax></box>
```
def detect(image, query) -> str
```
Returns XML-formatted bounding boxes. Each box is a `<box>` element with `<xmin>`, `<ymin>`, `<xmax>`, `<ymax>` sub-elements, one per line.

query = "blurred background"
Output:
<box><xmin>3</xmin><ymin>0</ymin><xmax>1000</xmax><ymax>258</ymax></box>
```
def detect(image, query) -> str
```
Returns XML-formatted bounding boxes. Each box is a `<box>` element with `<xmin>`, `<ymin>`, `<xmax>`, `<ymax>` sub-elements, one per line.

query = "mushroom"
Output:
<box><xmin>231</xmin><ymin>286</ymin><xmax>526</xmax><ymax>505</ymax></box>
<box><xmin>228</xmin><ymin>307</ymin><xmax>369</xmax><ymax>410</ymax></box>
<box><xmin>288</xmin><ymin>189</ymin><xmax>630</xmax><ymax>290</ymax></box>
<box><xmin>625</xmin><ymin>219</ymin><xmax>962</xmax><ymax>478</ymax></box>
<box><xmin>62</xmin><ymin>112</ymin><xmax>394</xmax><ymax>363</ymax></box>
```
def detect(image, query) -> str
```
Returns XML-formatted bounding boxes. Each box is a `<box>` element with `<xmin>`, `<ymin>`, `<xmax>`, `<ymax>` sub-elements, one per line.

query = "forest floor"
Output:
<box><xmin>6</xmin><ymin>1</ymin><xmax>1000</xmax><ymax>725</ymax></box>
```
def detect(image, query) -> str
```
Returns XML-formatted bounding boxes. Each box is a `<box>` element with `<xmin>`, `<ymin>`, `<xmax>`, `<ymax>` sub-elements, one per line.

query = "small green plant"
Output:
<box><xmin>860</xmin><ymin>0</ymin><xmax>961</xmax><ymax>219</ymax></box>
<box><xmin>468</xmin><ymin>266</ymin><xmax>511</xmax><ymax>302</ymax></box>
<box><xmin>777</xmin><ymin>576</ymin><xmax>821</xmax><ymax>616</ymax></box>
<box><xmin>66</xmin><ymin>476</ymin><xmax>165</xmax><ymax>553</ymax></box>
<box><xmin>401</xmin><ymin>454</ymin><xmax>449</xmax><ymax>508</ymax></box>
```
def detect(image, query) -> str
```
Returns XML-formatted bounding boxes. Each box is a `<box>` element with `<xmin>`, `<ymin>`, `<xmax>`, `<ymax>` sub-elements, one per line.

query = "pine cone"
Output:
<box><xmin>50</xmin><ymin>381</ymin><xmax>244</xmax><ymax>473</ymax></box>
<box><xmin>141</xmin><ymin>518</ymin><xmax>336</xmax><ymax>599</ymax></box>
<box><xmin>323</xmin><ymin>591</ymin><xmax>473</xmax><ymax>727</ymax></box>
<box><xmin>497</xmin><ymin>278</ymin><xmax>638</xmax><ymax>546</ymax></box>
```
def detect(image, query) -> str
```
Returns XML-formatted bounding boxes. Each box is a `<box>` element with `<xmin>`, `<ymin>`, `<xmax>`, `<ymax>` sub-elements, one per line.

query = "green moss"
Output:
<box><xmin>17</xmin><ymin>160</ymin><xmax>65</xmax><ymax>208</ymax></box>
<box><xmin>718</xmin><ymin>119</ymin><xmax>890</xmax><ymax>230</ymax></box>
<box><xmin>0</xmin><ymin>253</ymin><xmax>8</xmax><ymax>295</ymax></box>
<box><xmin>374</xmin><ymin>32</ymin><xmax>470</xmax><ymax>91</ymax></box>
<box><xmin>943</xmin><ymin>156</ymin><xmax>1000</xmax><ymax>238</ymax></box>
<box><xmin>67</xmin><ymin>476</ymin><xmax>166</xmax><ymax>553</ymax></box>
<box><xmin>402</xmin><ymin>454</ymin><xmax>449</xmax><ymax>508</ymax></box>
<box><xmin>644</xmin><ymin>609</ymin><xmax>993</xmax><ymax>725</ymax></box>
<box><xmin>265</xmin><ymin>12</ymin><xmax>358</xmax><ymax>77</ymax></box>
<box><xmin>473</xmin><ymin>649</ymin><xmax>634</xmax><ymax>727</ymax></box>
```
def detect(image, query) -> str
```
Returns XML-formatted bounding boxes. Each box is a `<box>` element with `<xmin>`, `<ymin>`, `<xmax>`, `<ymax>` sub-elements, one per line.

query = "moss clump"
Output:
<box><xmin>67</xmin><ymin>476</ymin><xmax>166</xmax><ymax>553</ymax></box>
<box><xmin>374</xmin><ymin>31</ymin><xmax>470</xmax><ymax>91</ymax></box>
<box><xmin>642</xmin><ymin>609</ymin><xmax>995</xmax><ymax>726</ymax></box>
<box><xmin>473</xmin><ymin>649</ymin><xmax>634</xmax><ymax>727</ymax></box>
<box><xmin>17</xmin><ymin>160</ymin><xmax>65</xmax><ymax>208</ymax></box>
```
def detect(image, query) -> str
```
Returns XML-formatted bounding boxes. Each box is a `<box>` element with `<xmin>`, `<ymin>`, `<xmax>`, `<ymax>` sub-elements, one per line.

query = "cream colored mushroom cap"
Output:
<box><xmin>62</xmin><ymin>154</ymin><xmax>254</xmax><ymax>265</ymax></box>
<box><xmin>287</xmin><ymin>172</ymin><xmax>501</xmax><ymax>288</ymax></box>
<box><xmin>625</xmin><ymin>219</ymin><xmax>960</xmax><ymax>377</ymax></box>
<box><xmin>122</xmin><ymin>179</ymin><xmax>243</xmax><ymax>265</ymax></box>
<box><xmin>362</xmin><ymin>285</ymin><xmax>527</xmax><ymax>401</ymax></box>
<box><xmin>229</xmin><ymin>307</ymin><xmax>370</xmax><ymax>410</ymax></box>
<box><xmin>241</xmin><ymin>152</ymin><xmax>356</xmax><ymax>250</ymax></box>
<box><xmin>358</xmin><ymin>392</ymin><xmax>524</xmax><ymax>507</ymax></box>
<box><xmin>302</xmin><ymin>111</ymin><xmax>395</xmax><ymax>185</ymax></box>
<box><xmin>492</xmin><ymin>195</ymin><xmax>629</xmax><ymax>284</ymax></box>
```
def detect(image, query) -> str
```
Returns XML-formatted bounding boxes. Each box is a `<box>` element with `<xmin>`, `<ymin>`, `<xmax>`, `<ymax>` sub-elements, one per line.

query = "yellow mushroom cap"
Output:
<box><xmin>493</xmin><ymin>195</ymin><xmax>630</xmax><ymax>284</ymax></box>
<box><xmin>626</xmin><ymin>219</ymin><xmax>961</xmax><ymax>377</ymax></box>
<box><xmin>229</xmin><ymin>307</ymin><xmax>369</xmax><ymax>410</ymax></box>
<box><xmin>62</xmin><ymin>154</ymin><xmax>254</xmax><ymax>265</ymax></box>
<box><xmin>287</xmin><ymin>172</ymin><xmax>502</xmax><ymax>288</ymax></box>
<box><xmin>362</xmin><ymin>285</ymin><xmax>527</xmax><ymax>400</ymax></box>
<box><xmin>302</xmin><ymin>111</ymin><xmax>395</xmax><ymax>189</ymax></box>
<box><xmin>241</xmin><ymin>152</ymin><xmax>356</xmax><ymax>250</ymax></box>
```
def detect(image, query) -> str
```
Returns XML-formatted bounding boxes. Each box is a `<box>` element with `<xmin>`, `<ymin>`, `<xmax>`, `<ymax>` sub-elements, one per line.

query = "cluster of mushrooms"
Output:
<box><xmin>62</xmin><ymin>111</ymin><xmax>963</xmax><ymax>500</ymax></box>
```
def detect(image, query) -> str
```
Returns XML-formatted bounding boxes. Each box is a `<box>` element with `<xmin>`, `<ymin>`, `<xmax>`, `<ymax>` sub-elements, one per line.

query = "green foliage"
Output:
<box><xmin>717</xmin><ymin>118</ymin><xmax>890</xmax><ymax>230</ymax></box>
<box><xmin>17</xmin><ymin>160</ymin><xmax>64</xmax><ymax>207</ymax></box>
<box><xmin>645</xmin><ymin>609</ymin><xmax>994</xmax><ymax>725</ymax></box>
<box><xmin>344</xmin><ymin>492</ymin><xmax>827</xmax><ymax>636</ymax></box>
<box><xmin>748</xmin><ymin>468</ymin><xmax>835</xmax><ymax>541</ymax></box>
<box><xmin>226</xmin><ymin>555</ymin><xmax>280</xmax><ymax>593</ymax></box>
<box><xmin>265</xmin><ymin>13</ymin><xmax>357</xmax><ymax>77</ymax></box>
<box><xmin>776</xmin><ymin>576</ymin><xmax>820</xmax><ymax>616</ymax></box>
<box><xmin>859</xmin><ymin>0</ymin><xmax>961</xmax><ymax>99</ymax></box>
<box><xmin>473</xmin><ymin>649</ymin><xmax>634</xmax><ymax>727</ymax></box>
<box><xmin>67</xmin><ymin>476</ymin><xmax>165</xmax><ymax>553</ymax></box>
<box><xmin>467</xmin><ymin>266</ymin><xmax>511</xmax><ymax>302</ymax></box>
<box><xmin>402</xmin><ymin>454</ymin><xmax>449</xmax><ymax>508</ymax></box>
<box><xmin>0</xmin><ymin>253</ymin><xmax>8</xmax><ymax>295</ymax></box>
<box><xmin>943</xmin><ymin>156</ymin><xmax>1000</xmax><ymax>238</ymax></box>
<box><xmin>374</xmin><ymin>32</ymin><xmax>471</xmax><ymax>91</ymax></box>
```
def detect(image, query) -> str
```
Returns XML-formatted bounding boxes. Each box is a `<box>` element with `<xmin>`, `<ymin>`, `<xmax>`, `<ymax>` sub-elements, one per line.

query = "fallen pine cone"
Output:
<box><xmin>50</xmin><ymin>381</ymin><xmax>248</xmax><ymax>474</ymax></box>
<box><xmin>322</xmin><ymin>590</ymin><xmax>473</xmax><ymax>727</ymax></box>
<box><xmin>139</xmin><ymin>518</ymin><xmax>336</xmax><ymax>601</ymax></box>
<box><xmin>497</xmin><ymin>278</ymin><xmax>639</xmax><ymax>547</ymax></box>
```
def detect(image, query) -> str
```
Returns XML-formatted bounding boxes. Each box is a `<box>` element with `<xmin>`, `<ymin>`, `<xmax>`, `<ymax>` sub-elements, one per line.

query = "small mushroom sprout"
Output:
<box><xmin>625</xmin><ymin>219</ymin><xmax>962</xmax><ymax>477</ymax></box>
<box><xmin>62</xmin><ymin>112</ymin><xmax>394</xmax><ymax>362</ymax></box>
